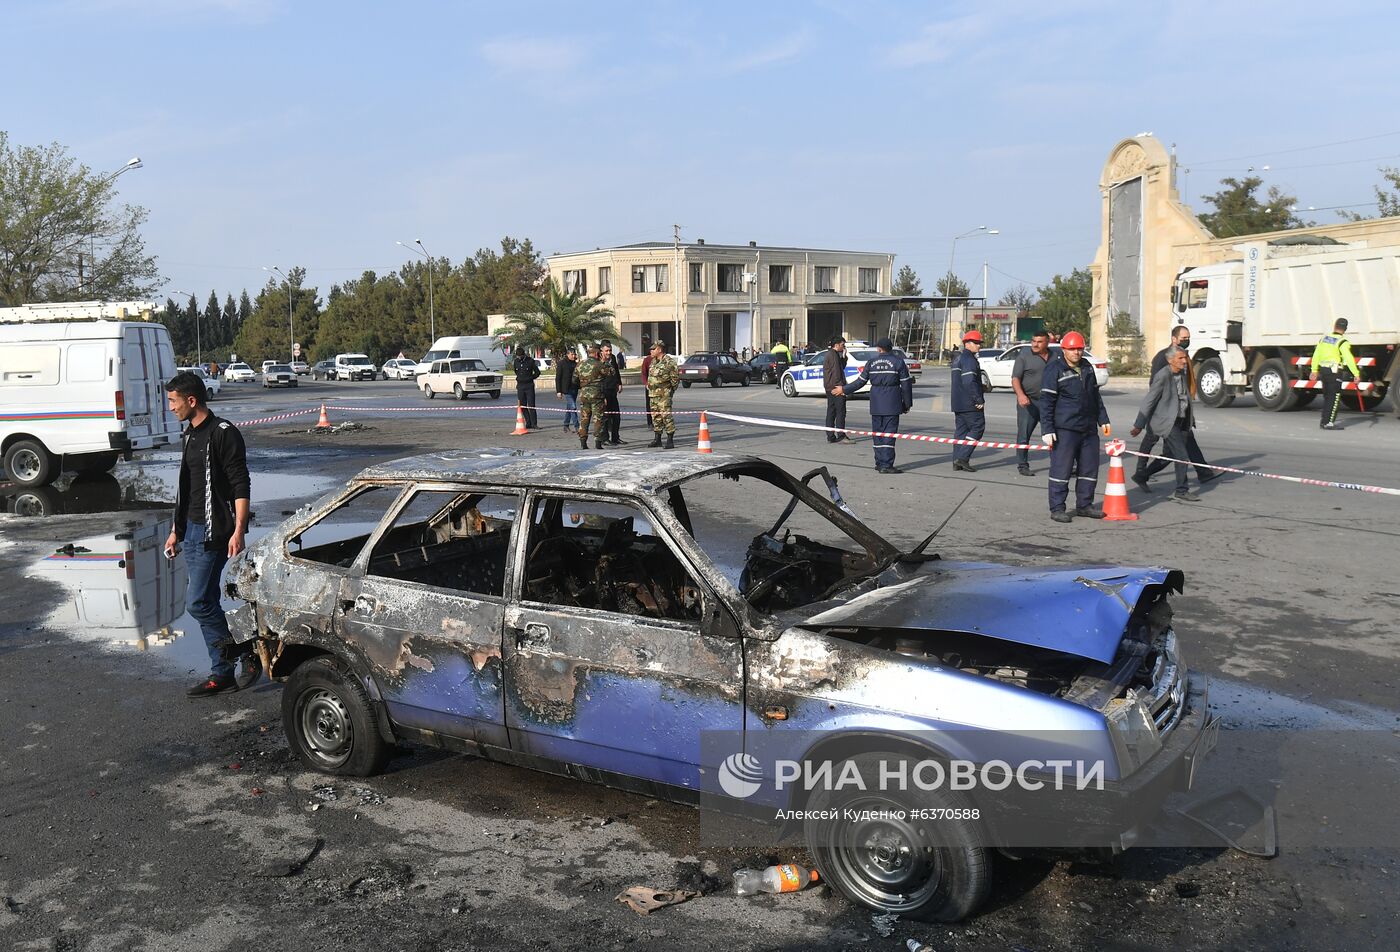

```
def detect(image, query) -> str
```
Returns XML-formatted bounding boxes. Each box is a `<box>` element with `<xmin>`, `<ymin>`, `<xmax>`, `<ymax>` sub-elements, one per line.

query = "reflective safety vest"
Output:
<box><xmin>1309</xmin><ymin>334</ymin><xmax>1360</xmax><ymax>378</ymax></box>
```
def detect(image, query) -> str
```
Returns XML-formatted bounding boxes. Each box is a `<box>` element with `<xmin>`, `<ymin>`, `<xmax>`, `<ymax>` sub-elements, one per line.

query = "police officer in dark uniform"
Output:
<box><xmin>512</xmin><ymin>349</ymin><xmax>541</xmax><ymax>429</ymax></box>
<box><xmin>844</xmin><ymin>338</ymin><xmax>914</xmax><ymax>474</ymax></box>
<box><xmin>1041</xmin><ymin>331</ymin><xmax>1111</xmax><ymax>523</ymax></box>
<box><xmin>949</xmin><ymin>329</ymin><xmax>985</xmax><ymax>472</ymax></box>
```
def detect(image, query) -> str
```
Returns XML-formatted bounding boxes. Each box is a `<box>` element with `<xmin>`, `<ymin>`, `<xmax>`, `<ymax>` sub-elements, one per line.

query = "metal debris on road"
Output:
<box><xmin>871</xmin><ymin>912</ymin><xmax>900</xmax><ymax>936</ymax></box>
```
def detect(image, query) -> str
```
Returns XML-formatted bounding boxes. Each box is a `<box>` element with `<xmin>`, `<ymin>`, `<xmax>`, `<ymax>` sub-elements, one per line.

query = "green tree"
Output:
<box><xmin>235</xmin><ymin>268</ymin><xmax>319</xmax><ymax>362</ymax></box>
<box><xmin>199</xmin><ymin>291</ymin><xmax>220</xmax><ymax>361</ymax></box>
<box><xmin>1036</xmin><ymin>268</ymin><xmax>1093</xmax><ymax>338</ymax></box>
<box><xmin>0</xmin><ymin>131</ymin><xmax>160</xmax><ymax>305</ymax></box>
<box><xmin>220</xmin><ymin>294</ymin><xmax>237</xmax><ymax>351</ymax></box>
<box><xmin>237</xmin><ymin>289</ymin><xmax>253</xmax><ymax>337</ymax></box>
<box><xmin>935</xmin><ymin>272</ymin><xmax>970</xmax><ymax>301</ymax></box>
<box><xmin>1197</xmin><ymin>176</ymin><xmax>1305</xmax><ymax>237</ymax></box>
<box><xmin>1338</xmin><ymin>166</ymin><xmax>1400</xmax><ymax>221</ymax></box>
<box><xmin>998</xmin><ymin>284</ymin><xmax>1035</xmax><ymax>311</ymax></box>
<box><xmin>501</xmin><ymin>279</ymin><xmax>623</xmax><ymax>356</ymax></box>
<box><xmin>891</xmin><ymin>264</ymin><xmax>922</xmax><ymax>296</ymax></box>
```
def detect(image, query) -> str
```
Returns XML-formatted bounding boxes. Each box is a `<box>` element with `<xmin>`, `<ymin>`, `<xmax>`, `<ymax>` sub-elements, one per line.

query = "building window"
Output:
<box><xmin>814</xmin><ymin>266</ymin><xmax>838</xmax><ymax>293</ymax></box>
<box><xmin>632</xmin><ymin>264</ymin><xmax>668</xmax><ymax>293</ymax></box>
<box><xmin>599</xmin><ymin>266</ymin><xmax>611</xmax><ymax>294</ymax></box>
<box><xmin>689</xmin><ymin>262</ymin><xmax>703</xmax><ymax>292</ymax></box>
<box><xmin>859</xmin><ymin>268</ymin><xmax>880</xmax><ymax>294</ymax></box>
<box><xmin>769</xmin><ymin>265</ymin><xmax>792</xmax><ymax>293</ymax></box>
<box><xmin>563</xmin><ymin>269</ymin><xmax>587</xmax><ymax>296</ymax></box>
<box><xmin>717</xmin><ymin>263</ymin><xmax>744</xmax><ymax>293</ymax></box>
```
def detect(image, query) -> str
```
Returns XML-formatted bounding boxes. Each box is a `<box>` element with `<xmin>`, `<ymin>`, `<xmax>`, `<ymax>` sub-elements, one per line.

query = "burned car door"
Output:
<box><xmin>336</xmin><ymin>485</ymin><xmax>521</xmax><ymax>748</ymax></box>
<box><xmin>504</xmin><ymin>492</ymin><xmax>744</xmax><ymax>791</ymax></box>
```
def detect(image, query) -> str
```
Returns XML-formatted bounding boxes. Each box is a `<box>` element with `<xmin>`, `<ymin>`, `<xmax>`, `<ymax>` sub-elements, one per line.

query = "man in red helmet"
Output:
<box><xmin>949</xmin><ymin>329</ymin><xmax>986</xmax><ymax>471</ymax></box>
<box><xmin>1040</xmin><ymin>330</ymin><xmax>1111</xmax><ymax>522</ymax></box>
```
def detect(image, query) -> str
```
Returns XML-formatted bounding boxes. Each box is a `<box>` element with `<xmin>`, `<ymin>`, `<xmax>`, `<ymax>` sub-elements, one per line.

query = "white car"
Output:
<box><xmin>177</xmin><ymin>366</ymin><xmax>221</xmax><ymax>399</ymax></box>
<box><xmin>290</xmin><ymin>360</ymin><xmax>310</xmax><ymax>376</ymax></box>
<box><xmin>779</xmin><ymin>347</ymin><xmax>880</xmax><ymax>398</ymax></box>
<box><xmin>421</xmin><ymin>358</ymin><xmax>503</xmax><ymax>400</ymax></box>
<box><xmin>223</xmin><ymin>363</ymin><xmax>255</xmax><ymax>383</ymax></box>
<box><xmin>381</xmin><ymin>358</ymin><xmax>419</xmax><ymax>380</ymax></box>
<box><xmin>979</xmin><ymin>343</ymin><xmax>1110</xmax><ymax>391</ymax></box>
<box><xmin>262</xmin><ymin>363</ymin><xmax>298</xmax><ymax>388</ymax></box>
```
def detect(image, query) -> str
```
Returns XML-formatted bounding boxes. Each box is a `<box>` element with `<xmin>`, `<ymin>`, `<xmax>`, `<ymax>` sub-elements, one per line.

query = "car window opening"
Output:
<box><xmin>368</xmin><ymin>489</ymin><xmax>519</xmax><ymax>598</ymax></box>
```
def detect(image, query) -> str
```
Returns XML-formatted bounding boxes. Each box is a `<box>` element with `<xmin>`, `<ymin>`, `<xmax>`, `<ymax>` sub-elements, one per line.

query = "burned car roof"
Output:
<box><xmin>353</xmin><ymin>448</ymin><xmax>756</xmax><ymax>493</ymax></box>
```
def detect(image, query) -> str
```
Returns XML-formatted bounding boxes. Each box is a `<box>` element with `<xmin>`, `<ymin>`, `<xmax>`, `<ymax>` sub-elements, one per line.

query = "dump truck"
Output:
<box><xmin>1170</xmin><ymin>237</ymin><xmax>1400</xmax><ymax>417</ymax></box>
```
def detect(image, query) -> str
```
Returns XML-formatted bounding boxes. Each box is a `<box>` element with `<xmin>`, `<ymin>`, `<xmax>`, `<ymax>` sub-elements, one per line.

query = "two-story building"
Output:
<box><xmin>544</xmin><ymin>239</ymin><xmax>900</xmax><ymax>356</ymax></box>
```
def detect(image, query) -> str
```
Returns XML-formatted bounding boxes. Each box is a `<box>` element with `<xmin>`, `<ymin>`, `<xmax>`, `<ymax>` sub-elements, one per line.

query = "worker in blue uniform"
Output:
<box><xmin>949</xmin><ymin>329</ymin><xmax>986</xmax><ymax>472</ymax></box>
<box><xmin>845</xmin><ymin>338</ymin><xmax>915</xmax><ymax>474</ymax></box>
<box><xmin>1041</xmin><ymin>331</ymin><xmax>1111</xmax><ymax>523</ymax></box>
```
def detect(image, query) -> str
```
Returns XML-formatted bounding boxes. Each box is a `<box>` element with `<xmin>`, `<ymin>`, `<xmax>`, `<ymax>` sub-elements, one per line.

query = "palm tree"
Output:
<box><xmin>499</xmin><ymin>279</ymin><xmax>627</xmax><ymax>357</ymax></box>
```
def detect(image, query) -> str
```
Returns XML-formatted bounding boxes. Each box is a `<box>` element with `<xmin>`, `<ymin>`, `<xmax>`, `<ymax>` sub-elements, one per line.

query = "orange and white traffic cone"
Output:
<box><xmin>510</xmin><ymin>404</ymin><xmax>530</xmax><ymax>436</ymax></box>
<box><xmin>696</xmin><ymin>411</ymin><xmax>713</xmax><ymax>453</ymax></box>
<box><xmin>316</xmin><ymin>403</ymin><xmax>331</xmax><ymax>428</ymax></box>
<box><xmin>1102</xmin><ymin>440</ymin><xmax>1138</xmax><ymax>521</ymax></box>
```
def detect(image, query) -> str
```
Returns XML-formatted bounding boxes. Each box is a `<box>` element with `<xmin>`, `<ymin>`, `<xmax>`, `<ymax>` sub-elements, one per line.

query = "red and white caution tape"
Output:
<box><xmin>704</xmin><ymin>409</ymin><xmax>1051</xmax><ymax>451</ymax></box>
<box><xmin>232</xmin><ymin>407</ymin><xmax>321</xmax><ymax>426</ymax></box>
<box><xmin>1118</xmin><ymin>448</ymin><xmax>1400</xmax><ymax>497</ymax></box>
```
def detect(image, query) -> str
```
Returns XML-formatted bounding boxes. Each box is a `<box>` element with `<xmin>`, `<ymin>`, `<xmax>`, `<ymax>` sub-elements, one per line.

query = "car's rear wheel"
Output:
<box><xmin>424</xmin><ymin>384</ymin><xmax>435</xmax><ymax>399</ymax></box>
<box><xmin>710</xmin><ymin>376</ymin><xmax>720</xmax><ymax>388</ymax></box>
<box><xmin>781</xmin><ymin>375</ymin><xmax>797</xmax><ymax>397</ymax></box>
<box><xmin>740</xmin><ymin>375</ymin><xmax>750</xmax><ymax>387</ymax></box>
<box><xmin>454</xmin><ymin>383</ymin><xmax>465</xmax><ymax>400</ymax></box>
<box><xmin>283</xmin><ymin>656</ymin><xmax>389</xmax><ymax>777</ymax></box>
<box><xmin>805</xmin><ymin>753</ymin><xmax>990</xmax><ymax>923</ymax></box>
<box><xmin>4</xmin><ymin>439</ymin><xmax>56</xmax><ymax>487</ymax></box>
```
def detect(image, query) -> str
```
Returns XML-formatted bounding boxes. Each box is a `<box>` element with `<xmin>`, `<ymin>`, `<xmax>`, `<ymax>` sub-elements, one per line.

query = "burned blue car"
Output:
<box><xmin>226</xmin><ymin>449</ymin><xmax>1214</xmax><ymax>922</ymax></box>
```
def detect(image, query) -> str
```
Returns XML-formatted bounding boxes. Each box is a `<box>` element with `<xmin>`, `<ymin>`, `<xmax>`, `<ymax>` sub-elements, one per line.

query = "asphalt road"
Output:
<box><xmin>2</xmin><ymin>370</ymin><xmax>1398</xmax><ymax>950</ymax></box>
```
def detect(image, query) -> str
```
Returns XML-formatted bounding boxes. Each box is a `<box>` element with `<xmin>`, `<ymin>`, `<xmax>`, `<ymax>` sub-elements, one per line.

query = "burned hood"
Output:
<box><xmin>802</xmin><ymin>562</ymin><xmax>1182</xmax><ymax>664</ymax></box>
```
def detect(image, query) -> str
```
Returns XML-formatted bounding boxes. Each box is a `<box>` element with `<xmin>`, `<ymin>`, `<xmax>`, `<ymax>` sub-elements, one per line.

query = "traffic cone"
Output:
<box><xmin>316</xmin><ymin>403</ymin><xmax>331</xmax><ymax>428</ymax></box>
<box><xmin>510</xmin><ymin>404</ymin><xmax>530</xmax><ymax>436</ymax></box>
<box><xmin>1102</xmin><ymin>440</ymin><xmax>1138</xmax><ymax>521</ymax></box>
<box><xmin>696</xmin><ymin>411</ymin><xmax>713</xmax><ymax>453</ymax></box>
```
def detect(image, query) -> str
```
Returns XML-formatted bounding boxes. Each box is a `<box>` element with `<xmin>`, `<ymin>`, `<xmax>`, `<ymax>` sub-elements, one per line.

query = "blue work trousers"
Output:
<box><xmin>184</xmin><ymin>521</ymin><xmax>235</xmax><ymax>679</ymax></box>
<box><xmin>871</xmin><ymin>414</ymin><xmax>899</xmax><ymax>469</ymax></box>
<box><xmin>953</xmin><ymin>411</ymin><xmax>984</xmax><ymax>462</ymax></box>
<box><xmin>1047</xmin><ymin>429</ymin><xmax>1100</xmax><ymax>512</ymax></box>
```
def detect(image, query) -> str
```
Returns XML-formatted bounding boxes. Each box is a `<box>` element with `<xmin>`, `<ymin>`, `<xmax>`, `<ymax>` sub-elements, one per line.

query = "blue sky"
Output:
<box><xmin>10</xmin><ymin>0</ymin><xmax>1399</xmax><ymax>305</ymax></box>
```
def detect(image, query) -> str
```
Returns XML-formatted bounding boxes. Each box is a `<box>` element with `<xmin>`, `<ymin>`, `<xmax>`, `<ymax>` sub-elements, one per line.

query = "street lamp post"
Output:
<box><xmin>398</xmin><ymin>239</ymin><xmax>435</xmax><ymax>344</ymax></box>
<box><xmin>945</xmin><ymin>226</ymin><xmax>999</xmax><ymax>349</ymax></box>
<box><xmin>264</xmin><ymin>266</ymin><xmax>296</xmax><ymax>362</ymax></box>
<box><xmin>80</xmin><ymin>157</ymin><xmax>143</xmax><ymax>292</ymax></box>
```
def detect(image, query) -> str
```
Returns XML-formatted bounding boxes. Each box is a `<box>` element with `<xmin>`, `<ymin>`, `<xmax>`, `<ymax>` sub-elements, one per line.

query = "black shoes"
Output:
<box><xmin>1018</xmin><ymin>464</ymin><xmax>1033</xmax><ymax>477</ymax></box>
<box><xmin>235</xmin><ymin>653</ymin><xmax>261</xmax><ymax>690</ymax></box>
<box><xmin>1075</xmin><ymin>506</ymin><xmax>1106</xmax><ymax>519</ymax></box>
<box><xmin>186</xmin><ymin>676</ymin><xmax>236</xmax><ymax>698</ymax></box>
<box><xmin>1131</xmin><ymin>474</ymin><xmax>1153</xmax><ymax>492</ymax></box>
<box><xmin>1171</xmin><ymin>490</ymin><xmax>1201</xmax><ymax>502</ymax></box>
<box><xmin>594</xmin><ymin>438</ymin><xmax>606</xmax><ymax>449</ymax></box>
<box><xmin>876</xmin><ymin>465</ymin><xmax>903</xmax><ymax>475</ymax></box>
<box><xmin>663</xmin><ymin>433</ymin><xmax>675</xmax><ymax>450</ymax></box>
<box><xmin>648</xmin><ymin>433</ymin><xmax>663</xmax><ymax>448</ymax></box>
<box><xmin>1050</xmin><ymin>511</ymin><xmax>1073</xmax><ymax>523</ymax></box>
<box><xmin>952</xmin><ymin>459</ymin><xmax>977</xmax><ymax>472</ymax></box>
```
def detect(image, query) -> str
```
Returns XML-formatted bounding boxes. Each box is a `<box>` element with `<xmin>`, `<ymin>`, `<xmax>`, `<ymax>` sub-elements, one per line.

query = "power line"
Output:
<box><xmin>1188</xmin><ymin>129</ymin><xmax>1400</xmax><ymax>166</ymax></box>
<box><xmin>1193</xmin><ymin>151</ymin><xmax>1400</xmax><ymax>174</ymax></box>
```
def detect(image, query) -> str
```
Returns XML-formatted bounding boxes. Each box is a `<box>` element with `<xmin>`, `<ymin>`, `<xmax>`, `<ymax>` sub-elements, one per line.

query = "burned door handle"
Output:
<box><xmin>517</xmin><ymin>622</ymin><xmax>551</xmax><ymax>647</ymax></box>
<box><xmin>353</xmin><ymin>595</ymin><xmax>377</xmax><ymax>616</ymax></box>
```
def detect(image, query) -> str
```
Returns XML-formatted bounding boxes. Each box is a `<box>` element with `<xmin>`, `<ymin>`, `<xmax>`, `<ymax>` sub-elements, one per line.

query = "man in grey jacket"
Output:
<box><xmin>1130</xmin><ymin>346</ymin><xmax>1208</xmax><ymax>502</ymax></box>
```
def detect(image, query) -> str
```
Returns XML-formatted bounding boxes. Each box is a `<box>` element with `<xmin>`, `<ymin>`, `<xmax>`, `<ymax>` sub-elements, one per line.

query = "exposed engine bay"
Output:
<box><xmin>739</xmin><ymin>530</ymin><xmax>876</xmax><ymax>612</ymax></box>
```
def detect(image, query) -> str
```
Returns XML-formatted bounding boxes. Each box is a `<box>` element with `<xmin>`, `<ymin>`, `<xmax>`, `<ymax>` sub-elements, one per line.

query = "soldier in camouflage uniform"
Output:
<box><xmin>575</xmin><ymin>344</ymin><xmax>609</xmax><ymax>449</ymax></box>
<box><xmin>646</xmin><ymin>342</ymin><xmax>680</xmax><ymax>449</ymax></box>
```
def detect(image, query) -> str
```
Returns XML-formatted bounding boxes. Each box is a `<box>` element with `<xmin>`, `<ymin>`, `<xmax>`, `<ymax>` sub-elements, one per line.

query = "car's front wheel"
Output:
<box><xmin>805</xmin><ymin>753</ymin><xmax>990</xmax><ymax>923</ymax></box>
<box><xmin>489</xmin><ymin>389</ymin><xmax>501</xmax><ymax>400</ymax></box>
<box><xmin>781</xmin><ymin>375</ymin><xmax>797</xmax><ymax>398</ymax></box>
<box><xmin>283</xmin><ymin>656</ymin><xmax>390</xmax><ymax>777</ymax></box>
<box><xmin>453</xmin><ymin>383</ymin><xmax>465</xmax><ymax>400</ymax></box>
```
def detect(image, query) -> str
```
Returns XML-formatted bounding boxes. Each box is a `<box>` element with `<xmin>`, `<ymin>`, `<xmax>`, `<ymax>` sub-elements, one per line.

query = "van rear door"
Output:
<box><xmin>121</xmin><ymin>325</ymin><xmax>181</xmax><ymax>449</ymax></box>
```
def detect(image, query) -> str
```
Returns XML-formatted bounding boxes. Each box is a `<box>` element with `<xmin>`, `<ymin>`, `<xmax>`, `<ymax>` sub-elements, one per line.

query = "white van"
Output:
<box><xmin>416</xmin><ymin>336</ymin><xmax>507</xmax><ymax>376</ymax></box>
<box><xmin>0</xmin><ymin>301</ymin><xmax>183</xmax><ymax>487</ymax></box>
<box><xmin>333</xmin><ymin>353</ymin><xmax>377</xmax><ymax>381</ymax></box>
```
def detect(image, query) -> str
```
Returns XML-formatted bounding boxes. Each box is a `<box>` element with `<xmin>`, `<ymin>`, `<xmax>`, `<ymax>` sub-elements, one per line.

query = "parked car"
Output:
<box><xmin>893</xmin><ymin>347</ymin><xmax>923</xmax><ymax>376</ymax></box>
<box><xmin>748</xmin><ymin>352</ymin><xmax>790</xmax><ymax>384</ymax></box>
<box><xmin>334</xmin><ymin>353</ymin><xmax>377</xmax><ymax>381</ymax></box>
<box><xmin>225</xmin><ymin>450</ymin><xmax>1213</xmax><ymax>924</ymax></box>
<box><xmin>262</xmin><ymin>363</ymin><xmax>298</xmax><ymax>388</ymax></box>
<box><xmin>420</xmin><ymin>358</ymin><xmax>503</xmax><ymax>400</ymax></box>
<box><xmin>291</xmin><ymin>360</ymin><xmax>310</xmax><ymax>376</ymax></box>
<box><xmin>381</xmin><ymin>358</ymin><xmax>419</xmax><ymax>380</ymax></box>
<box><xmin>177</xmin><ymin>366</ymin><xmax>222</xmax><ymax>399</ymax></box>
<box><xmin>679</xmin><ymin>352</ymin><xmax>751</xmax><ymax>388</ymax></box>
<box><xmin>779</xmin><ymin>347</ymin><xmax>880</xmax><ymax>397</ymax></box>
<box><xmin>311</xmin><ymin>360</ymin><xmax>336</xmax><ymax>381</ymax></box>
<box><xmin>979</xmin><ymin>344</ymin><xmax>1110</xmax><ymax>392</ymax></box>
<box><xmin>223</xmin><ymin>363</ymin><xmax>255</xmax><ymax>383</ymax></box>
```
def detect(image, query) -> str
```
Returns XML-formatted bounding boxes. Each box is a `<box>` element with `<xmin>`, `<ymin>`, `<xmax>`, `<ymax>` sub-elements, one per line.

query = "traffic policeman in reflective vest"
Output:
<box><xmin>949</xmin><ymin>329</ymin><xmax>986</xmax><ymax>472</ymax></box>
<box><xmin>1308</xmin><ymin>318</ymin><xmax>1360</xmax><ymax>430</ymax></box>
<box><xmin>1041</xmin><ymin>331</ymin><xmax>1111</xmax><ymax>523</ymax></box>
<box><xmin>844</xmin><ymin>338</ymin><xmax>915</xmax><ymax>473</ymax></box>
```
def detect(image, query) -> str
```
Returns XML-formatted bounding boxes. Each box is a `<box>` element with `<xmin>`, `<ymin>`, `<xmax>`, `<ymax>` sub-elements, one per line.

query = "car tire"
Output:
<box><xmin>283</xmin><ymin>656</ymin><xmax>390</xmax><ymax>777</ymax></box>
<box><xmin>424</xmin><ymin>384</ymin><xmax>435</xmax><ymax>399</ymax></box>
<box><xmin>4</xmin><ymin>438</ymin><xmax>56</xmax><ymax>487</ymax></box>
<box><xmin>804</xmin><ymin>752</ymin><xmax>990</xmax><ymax>923</ymax></box>
<box><xmin>454</xmin><ymin>383</ymin><xmax>465</xmax><ymax>400</ymax></box>
<box><xmin>290</xmin><ymin>381</ymin><xmax>298</xmax><ymax>388</ymax></box>
<box><xmin>489</xmin><ymin>389</ymin><xmax>501</xmax><ymax>400</ymax></box>
<box><xmin>740</xmin><ymin>375</ymin><xmax>750</xmax><ymax>387</ymax></box>
<box><xmin>682</xmin><ymin>381</ymin><xmax>692</xmax><ymax>389</ymax></box>
<box><xmin>1194</xmin><ymin>357</ymin><xmax>1234</xmax><ymax>408</ymax></box>
<box><xmin>1252</xmin><ymin>358</ymin><xmax>1298</xmax><ymax>411</ymax></box>
<box><xmin>981</xmin><ymin>371</ymin><xmax>993</xmax><ymax>392</ymax></box>
<box><xmin>781</xmin><ymin>375</ymin><xmax>798</xmax><ymax>398</ymax></box>
<box><xmin>710</xmin><ymin>376</ymin><xmax>720</xmax><ymax>388</ymax></box>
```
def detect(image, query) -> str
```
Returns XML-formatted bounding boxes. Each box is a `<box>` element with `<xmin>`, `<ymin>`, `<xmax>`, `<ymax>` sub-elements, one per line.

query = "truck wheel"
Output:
<box><xmin>283</xmin><ymin>656</ymin><xmax>390</xmax><ymax>777</ymax></box>
<box><xmin>1252</xmin><ymin>359</ymin><xmax>1298</xmax><ymax>411</ymax></box>
<box><xmin>1195</xmin><ymin>357</ymin><xmax>1234</xmax><ymax>408</ymax></box>
<box><xmin>4</xmin><ymin>439</ymin><xmax>56</xmax><ymax>487</ymax></box>
<box><xmin>7</xmin><ymin>486</ymin><xmax>59</xmax><ymax>517</ymax></box>
<box><xmin>424</xmin><ymin>384</ymin><xmax>435</xmax><ymax>399</ymax></box>
<box><xmin>805</xmin><ymin>752</ymin><xmax>990</xmax><ymax>923</ymax></box>
<box><xmin>781</xmin><ymin>375</ymin><xmax>797</xmax><ymax>397</ymax></box>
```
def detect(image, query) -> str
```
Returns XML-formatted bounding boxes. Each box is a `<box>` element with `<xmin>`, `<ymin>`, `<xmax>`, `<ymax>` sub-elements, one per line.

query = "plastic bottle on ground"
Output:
<box><xmin>733</xmin><ymin>864</ymin><xmax>820</xmax><ymax>896</ymax></box>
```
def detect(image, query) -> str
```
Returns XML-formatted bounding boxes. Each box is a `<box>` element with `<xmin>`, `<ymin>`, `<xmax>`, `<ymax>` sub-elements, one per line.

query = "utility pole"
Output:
<box><xmin>673</xmin><ymin>224</ymin><xmax>683</xmax><ymax>355</ymax></box>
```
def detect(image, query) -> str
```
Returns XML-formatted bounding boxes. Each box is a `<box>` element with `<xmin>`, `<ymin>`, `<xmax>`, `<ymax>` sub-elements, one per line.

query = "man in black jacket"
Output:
<box><xmin>600</xmin><ymin>342</ymin><xmax>625</xmax><ymax>444</ymax></box>
<box><xmin>513</xmin><ymin>349</ymin><xmax>541</xmax><ymax>429</ymax></box>
<box><xmin>555</xmin><ymin>349</ymin><xmax>579</xmax><ymax>432</ymax></box>
<box><xmin>164</xmin><ymin>371</ymin><xmax>255</xmax><ymax>697</ymax></box>
<box><xmin>823</xmin><ymin>337</ymin><xmax>850</xmax><ymax>442</ymax></box>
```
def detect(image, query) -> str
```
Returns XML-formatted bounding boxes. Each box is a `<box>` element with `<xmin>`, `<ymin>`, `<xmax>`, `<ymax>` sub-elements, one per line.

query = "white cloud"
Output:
<box><xmin>887</xmin><ymin>12</ymin><xmax>993</xmax><ymax>67</ymax></box>
<box><xmin>480</xmin><ymin>35</ymin><xmax>588</xmax><ymax>73</ymax></box>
